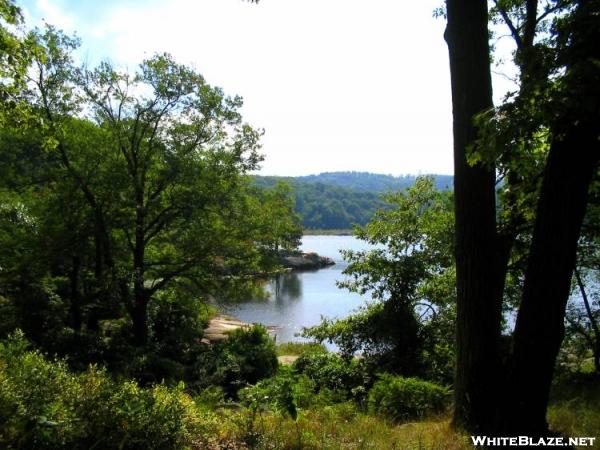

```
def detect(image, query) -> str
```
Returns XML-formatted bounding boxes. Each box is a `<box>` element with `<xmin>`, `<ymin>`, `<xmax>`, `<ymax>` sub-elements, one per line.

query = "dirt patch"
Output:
<box><xmin>277</xmin><ymin>355</ymin><xmax>299</xmax><ymax>365</ymax></box>
<box><xmin>202</xmin><ymin>315</ymin><xmax>250</xmax><ymax>343</ymax></box>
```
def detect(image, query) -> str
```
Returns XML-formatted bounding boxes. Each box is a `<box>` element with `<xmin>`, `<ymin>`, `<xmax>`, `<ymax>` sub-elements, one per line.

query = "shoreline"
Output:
<box><xmin>302</xmin><ymin>229</ymin><xmax>354</xmax><ymax>236</ymax></box>
<box><xmin>202</xmin><ymin>314</ymin><xmax>279</xmax><ymax>344</ymax></box>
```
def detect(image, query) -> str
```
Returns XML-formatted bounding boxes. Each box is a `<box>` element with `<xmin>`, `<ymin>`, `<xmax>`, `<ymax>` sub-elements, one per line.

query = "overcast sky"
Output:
<box><xmin>19</xmin><ymin>0</ymin><xmax>516</xmax><ymax>176</ymax></box>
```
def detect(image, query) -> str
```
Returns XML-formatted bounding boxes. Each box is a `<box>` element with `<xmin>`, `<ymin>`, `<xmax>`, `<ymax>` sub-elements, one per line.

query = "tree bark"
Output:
<box><xmin>504</xmin><ymin>0</ymin><xmax>600</xmax><ymax>434</ymax></box>
<box><xmin>69</xmin><ymin>255</ymin><xmax>82</xmax><ymax>332</ymax></box>
<box><xmin>132</xmin><ymin>182</ymin><xmax>148</xmax><ymax>345</ymax></box>
<box><xmin>132</xmin><ymin>296</ymin><xmax>148</xmax><ymax>346</ymax></box>
<box><xmin>445</xmin><ymin>0</ymin><xmax>503</xmax><ymax>433</ymax></box>
<box><xmin>132</xmin><ymin>245</ymin><xmax>148</xmax><ymax>344</ymax></box>
<box><xmin>507</xmin><ymin>131</ymin><xmax>599</xmax><ymax>433</ymax></box>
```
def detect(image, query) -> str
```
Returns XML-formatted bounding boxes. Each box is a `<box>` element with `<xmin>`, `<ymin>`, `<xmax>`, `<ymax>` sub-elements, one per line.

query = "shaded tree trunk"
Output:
<box><xmin>444</xmin><ymin>0</ymin><xmax>599</xmax><ymax>436</ymax></box>
<box><xmin>132</xmin><ymin>184</ymin><xmax>148</xmax><ymax>345</ymax></box>
<box><xmin>132</xmin><ymin>296</ymin><xmax>148</xmax><ymax>346</ymax></box>
<box><xmin>507</xmin><ymin>126</ymin><xmax>599</xmax><ymax>434</ymax></box>
<box><xmin>503</xmin><ymin>0</ymin><xmax>600</xmax><ymax>434</ymax></box>
<box><xmin>445</xmin><ymin>0</ymin><xmax>503</xmax><ymax>433</ymax></box>
<box><xmin>69</xmin><ymin>255</ymin><xmax>82</xmax><ymax>332</ymax></box>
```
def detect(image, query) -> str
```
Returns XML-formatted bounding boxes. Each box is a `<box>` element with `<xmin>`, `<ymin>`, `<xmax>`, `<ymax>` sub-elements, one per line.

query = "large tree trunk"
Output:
<box><xmin>504</xmin><ymin>0</ymin><xmax>600</xmax><ymax>434</ymax></box>
<box><xmin>445</xmin><ymin>0</ymin><xmax>503</xmax><ymax>433</ymax></box>
<box><xmin>506</xmin><ymin>122</ymin><xmax>599</xmax><ymax>435</ymax></box>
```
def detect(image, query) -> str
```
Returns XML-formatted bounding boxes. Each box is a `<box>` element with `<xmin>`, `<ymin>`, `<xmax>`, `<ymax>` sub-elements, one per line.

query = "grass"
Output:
<box><xmin>203</xmin><ymin>371</ymin><xmax>600</xmax><ymax>450</ymax></box>
<box><xmin>547</xmin><ymin>402</ymin><xmax>600</xmax><ymax>441</ymax></box>
<box><xmin>210</xmin><ymin>405</ymin><xmax>470</xmax><ymax>450</ymax></box>
<box><xmin>547</xmin><ymin>372</ymin><xmax>600</xmax><ymax>443</ymax></box>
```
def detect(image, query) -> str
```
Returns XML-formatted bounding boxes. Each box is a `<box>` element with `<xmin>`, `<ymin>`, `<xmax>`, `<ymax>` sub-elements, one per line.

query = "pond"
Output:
<box><xmin>217</xmin><ymin>235</ymin><xmax>375</xmax><ymax>343</ymax></box>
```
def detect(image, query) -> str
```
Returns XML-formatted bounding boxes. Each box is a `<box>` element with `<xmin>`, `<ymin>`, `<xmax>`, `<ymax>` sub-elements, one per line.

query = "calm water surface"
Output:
<box><xmin>217</xmin><ymin>235</ymin><xmax>374</xmax><ymax>343</ymax></box>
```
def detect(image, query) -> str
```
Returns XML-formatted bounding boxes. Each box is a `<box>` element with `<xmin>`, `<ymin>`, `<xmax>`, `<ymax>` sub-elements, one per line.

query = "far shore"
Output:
<box><xmin>302</xmin><ymin>229</ymin><xmax>354</xmax><ymax>236</ymax></box>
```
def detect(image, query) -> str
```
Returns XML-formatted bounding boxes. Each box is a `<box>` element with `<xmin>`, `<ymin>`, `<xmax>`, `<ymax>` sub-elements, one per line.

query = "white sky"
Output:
<box><xmin>20</xmin><ymin>0</ymin><xmax>517</xmax><ymax>176</ymax></box>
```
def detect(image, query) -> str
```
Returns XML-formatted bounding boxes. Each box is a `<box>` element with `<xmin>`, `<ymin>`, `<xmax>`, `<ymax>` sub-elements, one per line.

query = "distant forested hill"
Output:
<box><xmin>295</xmin><ymin>172</ymin><xmax>454</xmax><ymax>192</ymax></box>
<box><xmin>253</xmin><ymin>172</ymin><xmax>453</xmax><ymax>230</ymax></box>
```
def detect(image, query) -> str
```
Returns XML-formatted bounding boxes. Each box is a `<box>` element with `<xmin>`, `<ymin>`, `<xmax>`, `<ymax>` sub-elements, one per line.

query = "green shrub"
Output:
<box><xmin>367</xmin><ymin>374</ymin><xmax>450</xmax><ymax>422</ymax></box>
<box><xmin>240</xmin><ymin>374</ymin><xmax>298</xmax><ymax>420</ymax></box>
<box><xmin>193</xmin><ymin>324</ymin><xmax>278</xmax><ymax>396</ymax></box>
<box><xmin>0</xmin><ymin>331</ymin><xmax>218</xmax><ymax>449</ymax></box>
<box><xmin>125</xmin><ymin>350</ymin><xmax>187</xmax><ymax>384</ymax></box>
<box><xmin>239</xmin><ymin>366</ymin><xmax>319</xmax><ymax>412</ymax></box>
<box><xmin>293</xmin><ymin>351</ymin><xmax>370</xmax><ymax>401</ymax></box>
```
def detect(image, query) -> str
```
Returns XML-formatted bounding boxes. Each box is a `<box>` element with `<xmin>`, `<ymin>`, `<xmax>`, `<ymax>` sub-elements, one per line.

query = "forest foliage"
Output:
<box><xmin>0</xmin><ymin>0</ymin><xmax>301</xmax><ymax>381</ymax></box>
<box><xmin>1</xmin><ymin>0</ymin><xmax>599</xmax><ymax>447</ymax></box>
<box><xmin>254</xmin><ymin>172</ymin><xmax>453</xmax><ymax>230</ymax></box>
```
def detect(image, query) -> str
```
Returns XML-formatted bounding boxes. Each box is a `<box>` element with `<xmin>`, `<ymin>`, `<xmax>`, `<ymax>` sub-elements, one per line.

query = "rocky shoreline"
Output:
<box><xmin>201</xmin><ymin>315</ymin><xmax>279</xmax><ymax>344</ymax></box>
<box><xmin>279</xmin><ymin>252</ymin><xmax>335</xmax><ymax>271</ymax></box>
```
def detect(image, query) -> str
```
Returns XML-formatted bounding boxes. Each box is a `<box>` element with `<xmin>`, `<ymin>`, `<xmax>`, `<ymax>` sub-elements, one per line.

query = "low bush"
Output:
<box><xmin>293</xmin><ymin>351</ymin><xmax>370</xmax><ymax>401</ymax></box>
<box><xmin>192</xmin><ymin>324</ymin><xmax>278</xmax><ymax>397</ymax></box>
<box><xmin>0</xmin><ymin>331</ymin><xmax>218</xmax><ymax>449</ymax></box>
<box><xmin>367</xmin><ymin>374</ymin><xmax>450</xmax><ymax>422</ymax></box>
<box><xmin>239</xmin><ymin>366</ymin><xmax>317</xmax><ymax>412</ymax></box>
<box><xmin>224</xmin><ymin>324</ymin><xmax>278</xmax><ymax>385</ymax></box>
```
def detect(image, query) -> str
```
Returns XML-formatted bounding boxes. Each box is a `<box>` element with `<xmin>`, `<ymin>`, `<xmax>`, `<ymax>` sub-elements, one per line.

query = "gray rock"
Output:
<box><xmin>279</xmin><ymin>252</ymin><xmax>335</xmax><ymax>270</ymax></box>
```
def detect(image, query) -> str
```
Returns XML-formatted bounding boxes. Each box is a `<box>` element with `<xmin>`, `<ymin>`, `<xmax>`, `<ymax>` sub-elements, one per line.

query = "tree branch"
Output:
<box><xmin>494</xmin><ymin>0</ymin><xmax>524</xmax><ymax>49</ymax></box>
<box><xmin>574</xmin><ymin>267</ymin><xmax>600</xmax><ymax>344</ymax></box>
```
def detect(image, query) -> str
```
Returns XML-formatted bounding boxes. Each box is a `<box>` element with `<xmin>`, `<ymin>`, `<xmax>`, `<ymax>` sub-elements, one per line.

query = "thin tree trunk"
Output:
<box><xmin>132</xmin><ymin>185</ymin><xmax>148</xmax><ymax>345</ymax></box>
<box><xmin>132</xmin><ymin>261</ymin><xmax>148</xmax><ymax>345</ymax></box>
<box><xmin>574</xmin><ymin>268</ymin><xmax>600</xmax><ymax>373</ymax></box>
<box><xmin>445</xmin><ymin>0</ymin><xmax>503</xmax><ymax>433</ymax></box>
<box><xmin>69</xmin><ymin>255</ymin><xmax>82</xmax><ymax>332</ymax></box>
<box><xmin>132</xmin><ymin>296</ymin><xmax>148</xmax><ymax>346</ymax></box>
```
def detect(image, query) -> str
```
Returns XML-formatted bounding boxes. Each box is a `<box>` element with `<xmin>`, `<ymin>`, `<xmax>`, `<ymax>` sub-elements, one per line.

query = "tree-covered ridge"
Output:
<box><xmin>255</xmin><ymin>172</ymin><xmax>453</xmax><ymax>193</ymax></box>
<box><xmin>296</xmin><ymin>172</ymin><xmax>454</xmax><ymax>193</ymax></box>
<box><xmin>253</xmin><ymin>172</ymin><xmax>453</xmax><ymax>229</ymax></box>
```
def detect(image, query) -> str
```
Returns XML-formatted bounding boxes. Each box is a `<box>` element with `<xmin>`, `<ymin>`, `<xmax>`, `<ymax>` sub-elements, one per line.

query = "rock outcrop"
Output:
<box><xmin>201</xmin><ymin>315</ymin><xmax>279</xmax><ymax>344</ymax></box>
<box><xmin>279</xmin><ymin>252</ymin><xmax>335</xmax><ymax>270</ymax></box>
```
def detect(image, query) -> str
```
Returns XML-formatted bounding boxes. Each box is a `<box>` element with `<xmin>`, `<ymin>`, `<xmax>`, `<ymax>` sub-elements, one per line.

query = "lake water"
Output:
<box><xmin>217</xmin><ymin>235</ymin><xmax>593</xmax><ymax>344</ymax></box>
<box><xmin>217</xmin><ymin>235</ymin><xmax>374</xmax><ymax>343</ymax></box>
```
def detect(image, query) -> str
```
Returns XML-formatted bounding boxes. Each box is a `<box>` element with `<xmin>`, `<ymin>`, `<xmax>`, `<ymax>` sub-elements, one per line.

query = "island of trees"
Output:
<box><xmin>0</xmin><ymin>0</ymin><xmax>598</xmax><ymax>448</ymax></box>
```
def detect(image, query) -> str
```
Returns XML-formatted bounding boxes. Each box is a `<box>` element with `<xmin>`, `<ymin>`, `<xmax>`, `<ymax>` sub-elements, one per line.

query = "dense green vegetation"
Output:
<box><xmin>2</xmin><ymin>330</ymin><xmax>598</xmax><ymax>449</ymax></box>
<box><xmin>303</xmin><ymin>178</ymin><xmax>456</xmax><ymax>385</ymax></box>
<box><xmin>0</xmin><ymin>331</ymin><xmax>469</xmax><ymax>449</ymax></box>
<box><xmin>254</xmin><ymin>173</ymin><xmax>453</xmax><ymax>230</ymax></box>
<box><xmin>0</xmin><ymin>0</ymin><xmax>300</xmax><ymax>391</ymax></box>
<box><xmin>1</xmin><ymin>0</ymin><xmax>599</xmax><ymax>447</ymax></box>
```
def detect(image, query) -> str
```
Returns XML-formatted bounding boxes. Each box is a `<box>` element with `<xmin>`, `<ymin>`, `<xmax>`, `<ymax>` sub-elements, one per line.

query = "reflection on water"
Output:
<box><xmin>273</xmin><ymin>272</ymin><xmax>302</xmax><ymax>302</ymax></box>
<box><xmin>217</xmin><ymin>235</ymin><xmax>375</xmax><ymax>344</ymax></box>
